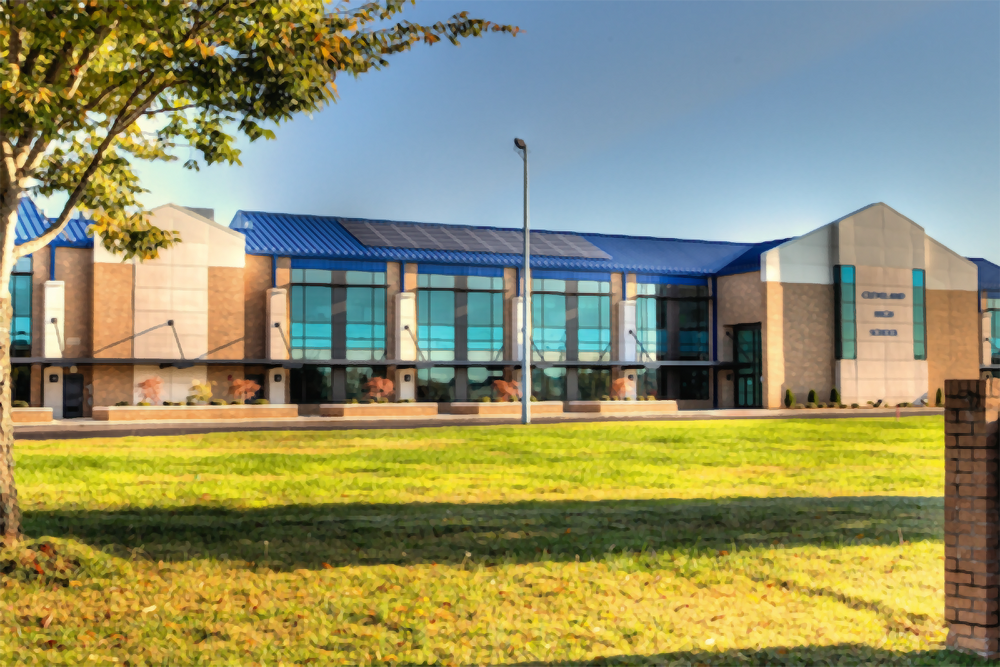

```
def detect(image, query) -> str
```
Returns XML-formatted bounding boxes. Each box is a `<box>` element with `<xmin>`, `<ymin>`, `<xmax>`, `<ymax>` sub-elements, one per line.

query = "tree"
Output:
<box><xmin>0</xmin><ymin>0</ymin><xmax>519</xmax><ymax>544</ymax></box>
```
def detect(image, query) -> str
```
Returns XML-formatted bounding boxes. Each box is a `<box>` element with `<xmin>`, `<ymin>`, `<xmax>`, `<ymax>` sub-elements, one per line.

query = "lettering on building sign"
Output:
<box><xmin>870</xmin><ymin>329</ymin><xmax>898</xmax><ymax>337</ymax></box>
<box><xmin>861</xmin><ymin>291</ymin><xmax>906</xmax><ymax>300</ymax></box>
<box><xmin>874</xmin><ymin>311</ymin><xmax>894</xmax><ymax>318</ymax></box>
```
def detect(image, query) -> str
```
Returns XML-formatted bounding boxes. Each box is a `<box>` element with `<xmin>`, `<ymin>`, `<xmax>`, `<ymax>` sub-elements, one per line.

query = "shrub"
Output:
<box><xmin>137</xmin><ymin>401</ymin><xmax>151</xmax><ymax>407</ymax></box>
<box><xmin>186</xmin><ymin>401</ymin><xmax>196</xmax><ymax>406</ymax></box>
<box><xmin>210</xmin><ymin>399</ymin><xmax>227</xmax><ymax>406</ymax></box>
<box><xmin>936</xmin><ymin>388</ymin><xmax>943</xmax><ymax>406</ymax></box>
<box><xmin>115</xmin><ymin>401</ymin><xmax>130</xmax><ymax>406</ymax></box>
<box><xmin>807</xmin><ymin>389</ymin><xmax>817</xmax><ymax>404</ymax></box>
<box><xmin>377</xmin><ymin>397</ymin><xmax>388</xmax><ymax>404</ymax></box>
<box><xmin>806</xmin><ymin>402</ymin><xmax>818</xmax><ymax>409</ymax></box>
<box><xmin>817</xmin><ymin>402</ymin><xmax>827</xmax><ymax>408</ymax></box>
<box><xmin>11</xmin><ymin>400</ymin><xmax>28</xmax><ymax>408</ymax></box>
<box><xmin>866</xmin><ymin>400</ymin><xmax>874</xmax><ymax>406</ymax></box>
<box><xmin>530</xmin><ymin>395</ymin><xmax>538</xmax><ymax>402</ymax></box>
<box><xmin>851</xmin><ymin>403</ymin><xmax>860</xmax><ymax>408</ymax></box>
<box><xmin>187</xmin><ymin>380</ymin><xmax>215</xmax><ymax>404</ymax></box>
<box><xmin>839</xmin><ymin>403</ymin><xmax>847</xmax><ymax>409</ymax></box>
<box><xmin>349</xmin><ymin>398</ymin><xmax>359</xmax><ymax>404</ymax></box>
<box><xmin>830</xmin><ymin>388</ymin><xmax>841</xmax><ymax>404</ymax></box>
<box><xmin>624</xmin><ymin>396</ymin><xmax>633</xmax><ymax>401</ymax></box>
<box><xmin>479</xmin><ymin>396</ymin><xmax>491</xmax><ymax>403</ymax></box>
<box><xmin>784</xmin><ymin>389</ymin><xmax>795</xmax><ymax>408</ymax></box>
<box><xmin>792</xmin><ymin>404</ymin><xmax>804</xmax><ymax>409</ymax></box>
<box><xmin>601</xmin><ymin>395</ymin><xmax>610</xmax><ymax>402</ymax></box>
<box><xmin>253</xmin><ymin>398</ymin><xmax>270</xmax><ymax>405</ymax></box>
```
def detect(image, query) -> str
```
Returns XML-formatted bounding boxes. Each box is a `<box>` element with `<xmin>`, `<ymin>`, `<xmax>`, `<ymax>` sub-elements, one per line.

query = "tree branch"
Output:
<box><xmin>142</xmin><ymin>103</ymin><xmax>199</xmax><ymax>116</ymax></box>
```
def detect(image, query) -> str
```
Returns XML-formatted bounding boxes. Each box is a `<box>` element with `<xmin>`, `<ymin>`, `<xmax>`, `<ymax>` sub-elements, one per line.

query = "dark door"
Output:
<box><xmin>734</xmin><ymin>325</ymin><xmax>762</xmax><ymax>408</ymax></box>
<box><xmin>63</xmin><ymin>373</ymin><xmax>85</xmax><ymax>419</ymax></box>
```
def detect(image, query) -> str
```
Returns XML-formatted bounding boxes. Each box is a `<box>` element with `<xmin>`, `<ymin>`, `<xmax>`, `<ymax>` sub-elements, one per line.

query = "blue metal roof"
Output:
<box><xmin>231</xmin><ymin>210</ymin><xmax>764</xmax><ymax>276</ymax></box>
<box><xmin>715</xmin><ymin>238</ymin><xmax>792</xmax><ymax>277</ymax></box>
<box><xmin>969</xmin><ymin>258</ymin><xmax>1000</xmax><ymax>292</ymax></box>
<box><xmin>17</xmin><ymin>197</ymin><xmax>93</xmax><ymax>249</ymax></box>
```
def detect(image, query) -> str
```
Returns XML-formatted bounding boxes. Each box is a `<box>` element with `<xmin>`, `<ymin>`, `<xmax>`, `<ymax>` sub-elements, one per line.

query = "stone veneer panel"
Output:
<box><xmin>944</xmin><ymin>378</ymin><xmax>1000</xmax><ymax>658</ymax></box>
<box><xmin>92</xmin><ymin>263</ymin><xmax>133</xmax><ymax>358</ymax></box>
<box><xmin>929</xmin><ymin>289</ymin><xmax>981</xmax><ymax>405</ymax></box>
<box><xmin>55</xmin><ymin>247</ymin><xmax>93</xmax><ymax>357</ymax></box>
<box><xmin>91</xmin><ymin>365</ymin><xmax>134</xmax><ymax>407</ymax></box>
<box><xmin>243</xmin><ymin>254</ymin><xmax>271</xmax><ymax>360</ymax></box>
<box><xmin>207</xmin><ymin>266</ymin><xmax>245</xmax><ymax>359</ymax></box>
<box><xmin>503</xmin><ymin>267</ymin><xmax>517</xmax><ymax>361</ymax></box>
<box><xmin>780</xmin><ymin>282</ymin><xmax>835</xmax><ymax>404</ymax></box>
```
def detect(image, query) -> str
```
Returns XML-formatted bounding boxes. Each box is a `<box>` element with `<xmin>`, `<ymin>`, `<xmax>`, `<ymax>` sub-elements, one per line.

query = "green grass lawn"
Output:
<box><xmin>0</xmin><ymin>417</ymin><xmax>972</xmax><ymax>666</ymax></box>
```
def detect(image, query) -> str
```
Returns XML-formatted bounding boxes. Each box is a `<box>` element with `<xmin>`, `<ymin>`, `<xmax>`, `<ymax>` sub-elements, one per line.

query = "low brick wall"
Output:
<box><xmin>565</xmin><ymin>400</ymin><xmax>679</xmax><ymax>414</ymax></box>
<box><xmin>315</xmin><ymin>403</ymin><xmax>439</xmax><ymax>417</ymax></box>
<box><xmin>945</xmin><ymin>378</ymin><xmax>1000</xmax><ymax>658</ymax></box>
<box><xmin>447</xmin><ymin>401</ymin><xmax>564</xmax><ymax>416</ymax></box>
<box><xmin>11</xmin><ymin>408</ymin><xmax>53</xmax><ymax>423</ymax></box>
<box><xmin>92</xmin><ymin>405</ymin><xmax>299</xmax><ymax>421</ymax></box>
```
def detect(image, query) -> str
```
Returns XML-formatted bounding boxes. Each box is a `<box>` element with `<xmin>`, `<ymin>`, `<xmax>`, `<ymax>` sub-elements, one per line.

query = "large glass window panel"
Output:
<box><xmin>577</xmin><ymin>367</ymin><xmax>611</xmax><ymax>400</ymax></box>
<box><xmin>635</xmin><ymin>297</ymin><xmax>661</xmax><ymax>361</ymax></box>
<box><xmin>290</xmin><ymin>285</ymin><xmax>332</xmax><ymax>359</ymax></box>
<box><xmin>834</xmin><ymin>265</ymin><xmax>857</xmax><ymax>360</ymax></box>
<box><xmin>417</xmin><ymin>367</ymin><xmax>455</xmax><ymax>402</ymax></box>
<box><xmin>467</xmin><ymin>291</ymin><xmax>504</xmax><ymax>361</ymax></box>
<box><xmin>345</xmin><ymin>286</ymin><xmax>386</xmax><ymax>360</ymax></box>
<box><xmin>417</xmin><ymin>290</ymin><xmax>456</xmax><ymax>361</ymax></box>
<box><xmin>467</xmin><ymin>367</ymin><xmax>504</xmax><ymax>401</ymax></box>
<box><xmin>289</xmin><ymin>366</ymin><xmax>333</xmax><ymax>404</ymax></box>
<box><xmin>346</xmin><ymin>366</ymin><xmax>387</xmax><ymax>401</ymax></box>
<box><xmin>578</xmin><ymin>295</ymin><xmax>611</xmax><ymax>361</ymax></box>
<box><xmin>989</xmin><ymin>294</ymin><xmax>1000</xmax><ymax>365</ymax></box>
<box><xmin>912</xmin><ymin>269</ymin><xmax>926</xmax><ymax>360</ymax></box>
<box><xmin>466</xmin><ymin>276</ymin><xmax>503</xmax><ymax>291</ymax></box>
<box><xmin>635</xmin><ymin>368</ymin><xmax>658</xmax><ymax>398</ymax></box>
<box><xmin>532</xmin><ymin>367</ymin><xmax>566</xmax><ymax>401</ymax></box>
<box><xmin>678</xmin><ymin>368</ymin><xmax>710</xmax><ymax>400</ymax></box>
<box><xmin>678</xmin><ymin>300</ymin><xmax>709</xmax><ymax>360</ymax></box>
<box><xmin>532</xmin><ymin>294</ymin><xmax>566</xmax><ymax>361</ymax></box>
<box><xmin>9</xmin><ymin>274</ymin><xmax>31</xmax><ymax>356</ymax></box>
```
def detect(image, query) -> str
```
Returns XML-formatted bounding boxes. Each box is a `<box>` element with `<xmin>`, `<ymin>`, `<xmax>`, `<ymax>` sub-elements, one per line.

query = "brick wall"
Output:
<box><xmin>945</xmin><ymin>378</ymin><xmax>1000</xmax><ymax>658</ymax></box>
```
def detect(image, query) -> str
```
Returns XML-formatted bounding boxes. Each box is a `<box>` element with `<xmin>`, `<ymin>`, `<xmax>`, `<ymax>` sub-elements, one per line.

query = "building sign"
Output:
<box><xmin>870</xmin><ymin>329</ymin><xmax>897</xmax><ymax>336</ymax></box>
<box><xmin>862</xmin><ymin>291</ymin><xmax>905</xmax><ymax>300</ymax></box>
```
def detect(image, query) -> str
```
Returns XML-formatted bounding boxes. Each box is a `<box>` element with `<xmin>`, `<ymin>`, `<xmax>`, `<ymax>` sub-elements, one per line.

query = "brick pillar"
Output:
<box><xmin>945</xmin><ymin>378</ymin><xmax>1000</xmax><ymax>658</ymax></box>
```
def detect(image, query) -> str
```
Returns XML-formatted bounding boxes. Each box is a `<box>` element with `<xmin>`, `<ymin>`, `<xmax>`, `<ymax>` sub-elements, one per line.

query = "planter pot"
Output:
<box><xmin>315</xmin><ymin>403</ymin><xmax>439</xmax><ymax>417</ymax></box>
<box><xmin>447</xmin><ymin>401</ymin><xmax>564</xmax><ymax>416</ymax></box>
<box><xmin>565</xmin><ymin>400</ymin><xmax>679</xmax><ymax>414</ymax></box>
<box><xmin>92</xmin><ymin>404</ymin><xmax>298</xmax><ymax>421</ymax></box>
<box><xmin>11</xmin><ymin>407</ymin><xmax>53</xmax><ymax>423</ymax></box>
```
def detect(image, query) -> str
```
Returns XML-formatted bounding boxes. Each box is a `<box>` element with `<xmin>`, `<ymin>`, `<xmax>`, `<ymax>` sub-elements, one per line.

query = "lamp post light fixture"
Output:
<box><xmin>514</xmin><ymin>137</ymin><xmax>530</xmax><ymax>425</ymax></box>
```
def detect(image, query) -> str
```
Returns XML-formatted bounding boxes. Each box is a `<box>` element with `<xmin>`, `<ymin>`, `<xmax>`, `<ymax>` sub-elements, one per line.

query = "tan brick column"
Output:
<box><xmin>945</xmin><ymin>378</ymin><xmax>1000</xmax><ymax>657</ymax></box>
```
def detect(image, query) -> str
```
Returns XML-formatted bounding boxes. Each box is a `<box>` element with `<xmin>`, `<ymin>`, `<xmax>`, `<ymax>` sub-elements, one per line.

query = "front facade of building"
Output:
<box><xmin>10</xmin><ymin>198</ymin><xmax>998</xmax><ymax>417</ymax></box>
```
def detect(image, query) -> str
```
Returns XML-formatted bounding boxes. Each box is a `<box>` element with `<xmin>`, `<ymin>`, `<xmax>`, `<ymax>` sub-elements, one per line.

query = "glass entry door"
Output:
<box><xmin>734</xmin><ymin>325</ymin><xmax>762</xmax><ymax>408</ymax></box>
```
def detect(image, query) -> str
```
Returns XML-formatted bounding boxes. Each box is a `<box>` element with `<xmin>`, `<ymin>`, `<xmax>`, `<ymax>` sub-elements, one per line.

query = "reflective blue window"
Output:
<box><xmin>8</xmin><ymin>255</ymin><xmax>31</xmax><ymax>357</ymax></box>
<box><xmin>467</xmin><ymin>292</ymin><xmax>503</xmax><ymax>362</ymax></box>
<box><xmin>912</xmin><ymin>269</ymin><xmax>926</xmax><ymax>360</ymax></box>
<box><xmin>290</xmin><ymin>286</ymin><xmax>332</xmax><ymax>359</ymax></box>
<box><xmin>834</xmin><ymin>265</ymin><xmax>857</xmax><ymax>360</ymax></box>
<box><xmin>418</xmin><ymin>290</ymin><xmax>455</xmax><ymax>361</ymax></box>
<box><xmin>532</xmin><ymin>293</ymin><xmax>566</xmax><ymax>361</ymax></box>
<box><xmin>345</xmin><ymin>286</ymin><xmax>386</xmax><ymax>361</ymax></box>
<box><xmin>578</xmin><ymin>295</ymin><xmax>611</xmax><ymax>361</ymax></box>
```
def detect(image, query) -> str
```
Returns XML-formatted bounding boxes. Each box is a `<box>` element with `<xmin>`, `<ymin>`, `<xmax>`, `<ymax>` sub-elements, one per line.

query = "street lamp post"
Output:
<box><xmin>514</xmin><ymin>138</ymin><xmax>530</xmax><ymax>425</ymax></box>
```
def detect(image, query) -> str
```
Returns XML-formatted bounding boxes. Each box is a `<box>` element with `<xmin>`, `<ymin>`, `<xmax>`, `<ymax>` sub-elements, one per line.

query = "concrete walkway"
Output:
<box><xmin>14</xmin><ymin>406</ymin><xmax>944</xmax><ymax>440</ymax></box>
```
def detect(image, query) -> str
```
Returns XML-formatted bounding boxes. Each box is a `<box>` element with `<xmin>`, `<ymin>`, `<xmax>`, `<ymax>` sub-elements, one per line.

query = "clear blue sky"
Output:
<box><xmin>40</xmin><ymin>1</ymin><xmax>1000</xmax><ymax>262</ymax></box>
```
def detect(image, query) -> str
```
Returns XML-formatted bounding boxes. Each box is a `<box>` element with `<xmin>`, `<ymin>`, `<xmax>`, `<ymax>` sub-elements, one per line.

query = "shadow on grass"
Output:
<box><xmin>23</xmin><ymin>495</ymin><xmax>942</xmax><ymax>569</ymax></box>
<box><xmin>494</xmin><ymin>644</ymin><xmax>981</xmax><ymax>666</ymax></box>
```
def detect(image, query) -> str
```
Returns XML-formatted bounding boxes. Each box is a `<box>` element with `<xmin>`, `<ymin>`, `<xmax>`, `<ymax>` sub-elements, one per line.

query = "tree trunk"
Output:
<box><xmin>0</xmin><ymin>296</ymin><xmax>18</xmax><ymax>545</ymax></box>
<box><xmin>0</xmin><ymin>194</ymin><xmax>21</xmax><ymax>545</ymax></box>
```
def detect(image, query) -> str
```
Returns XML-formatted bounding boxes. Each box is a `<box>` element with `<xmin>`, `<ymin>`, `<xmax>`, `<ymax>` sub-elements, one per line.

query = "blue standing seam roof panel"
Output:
<box><xmin>715</xmin><ymin>238</ymin><xmax>792</xmax><ymax>277</ymax></box>
<box><xmin>231</xmin><ymin>210</ymin><xmax>766</xmax><ymax>277</ymax></box>
<box><xmin>969</xmin><ymin>258</ymin><xmax>1000</xmax><ymax>292</ymax></box>
<box><xmin>16</xmin><ymin>198</ymin><xmax>94</xmax><ymax>250</ymax></box>
<box><xmin>417</xmin><ymin>264</ymin><xmax>504</xmax><ymax>277</ymax></box>
<box><xmin>635</xmin><ymin>274</ymin><xmax>709</xmax><ymax>286</ymax></box>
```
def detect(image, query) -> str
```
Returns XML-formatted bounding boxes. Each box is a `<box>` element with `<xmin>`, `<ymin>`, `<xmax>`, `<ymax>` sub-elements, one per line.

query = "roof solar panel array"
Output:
<box><xmin>340</xmin><ymin>219</ymin><xmax>612</xmax><ymax>260</ymax></box>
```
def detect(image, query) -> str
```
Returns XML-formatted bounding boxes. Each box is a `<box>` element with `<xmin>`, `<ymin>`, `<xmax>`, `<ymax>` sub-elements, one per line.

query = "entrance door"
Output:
<box><xmin>734</xmin><ymin>325</ymin><xmax>762</xmax><ymax>408</ymax></box>
<box><xmin>63</xmin><ymin>373</ymin><xmax>84</xmax><ymax>419</ymax></box>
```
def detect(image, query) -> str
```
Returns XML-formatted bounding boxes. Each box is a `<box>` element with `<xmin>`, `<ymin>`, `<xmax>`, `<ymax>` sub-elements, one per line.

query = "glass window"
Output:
<box><xmin>289</xmin><ymin>366</ymin><xmax>333</xmax><ymax>404</ymax></box>
<box><xmin>418</xmin><ymin>274</ymin><xmax>456</xmax><ymax>289</ymax></box>
<box><xmin>532</xmin><ymin>367</ymin><xmax>566</xmax><ymax>401</ymax></box>
<box><xmin>417</xmin><ymin>367</ymin><xmax>455</xmax><ymax>402</ymax></box>
<box><xmin>346</xmin><ymin>366</ymin><xmax>387</xmax><ymax>401</ymax></box>
<box><xmin>467</xmin><ymin>276</ymin><xmax>504</xmax><ymax>291</ymax></box>
<box><xmin>8</xmin><ymin>255</ymin><xmax>31</xmax><ymax>357</ymax></box>
<box><xmin>291</xmin><ymin>269</ymin><xmax>385</xmax><ymax>286</ymax></box>
<box><xmin>834</xmin><ymin>265</ymin><xmax>857</xmax><ymax>360</ymax></box>
<box><xmin>678</xmin><ymin>367</ymin><xmax>709</xmax><ymax>400</ymax></box>
<box><xmin>11</xmin><ymin>364</ymin><xmax>31</xmax><ymax>404</ymax></box>
<box><xmin>635</xmin><ymin>297</ymin><xmax>661</xmax><ymax>361</ymax></box>
<box><xmin>576</xmin><ymin>280</ymin><xmax>610</xmax><ymax>294</ymax></box>
<box><xmin>912</xmin><ymin>269</ymin><xmax>926</xmax><ymax>360</ymax></box>
<box><xmin>290</xmin><ymin>285</ymin><xmax>332</xmax><ymax>360</ymax></box>
<box><xmin>635</xmin><ymin>367</ymin><xmax>657</xmax><ymax>398</ymax></box>
<box><xmin>678</xmin><ymin>300</ymin><xmax>709</xmax><ymax>361</ymax></box>
<box><xmin>577</xmin><ymin>367</ymin><xmax>611</xmax><ymax>400</ymax></box>
<box><xmin>989</xmin><ymin>292</ymin><xmax>1000</xmax><ymax>365</ymax></box>
<box><xmin>578</xmin><ymin>295</ymin><xmax>611</xmax><ymax>361</ymax></box>
<box><xmin>468</xmin><ymin>367</ymin><xmax>505</xmax><ymax>401</ymax></box>
<box><xmin>417</xmin><ymin>290</ymin><xmax>456</xmax><ymax>361</ymax></box>
<box><xmin>467</xmin><ymin>291</ymin><xmax>504</xmax><ymax>362</ymax></box>
<box><xmin>532</xmin><ymin>278</ymin><xmax>566</xmax><ymax>293</ymax></box>
<box><xmin>345</xmin><ymin>286</ymin><xmax>386</xmax><ymax>360</ymax></box>
<box><xmin>532</xmin><ymin>294</ymin><xmax>567</xmax><ymax>361</ymax></box>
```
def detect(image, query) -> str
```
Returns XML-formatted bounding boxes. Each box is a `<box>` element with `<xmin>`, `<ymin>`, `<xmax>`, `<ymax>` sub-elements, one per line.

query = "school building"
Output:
<box><xmin>10</xmin><ymin>197</ymin><xmax>1000</xmax><ymax>417</ymax></box>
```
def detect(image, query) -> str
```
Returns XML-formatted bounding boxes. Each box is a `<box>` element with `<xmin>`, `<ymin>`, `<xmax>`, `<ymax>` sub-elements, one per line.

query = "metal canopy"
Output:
<box><xmin>340</xmin><ymin>219</ymin><xmax>611</xmax><ymax>260</ymax></box>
